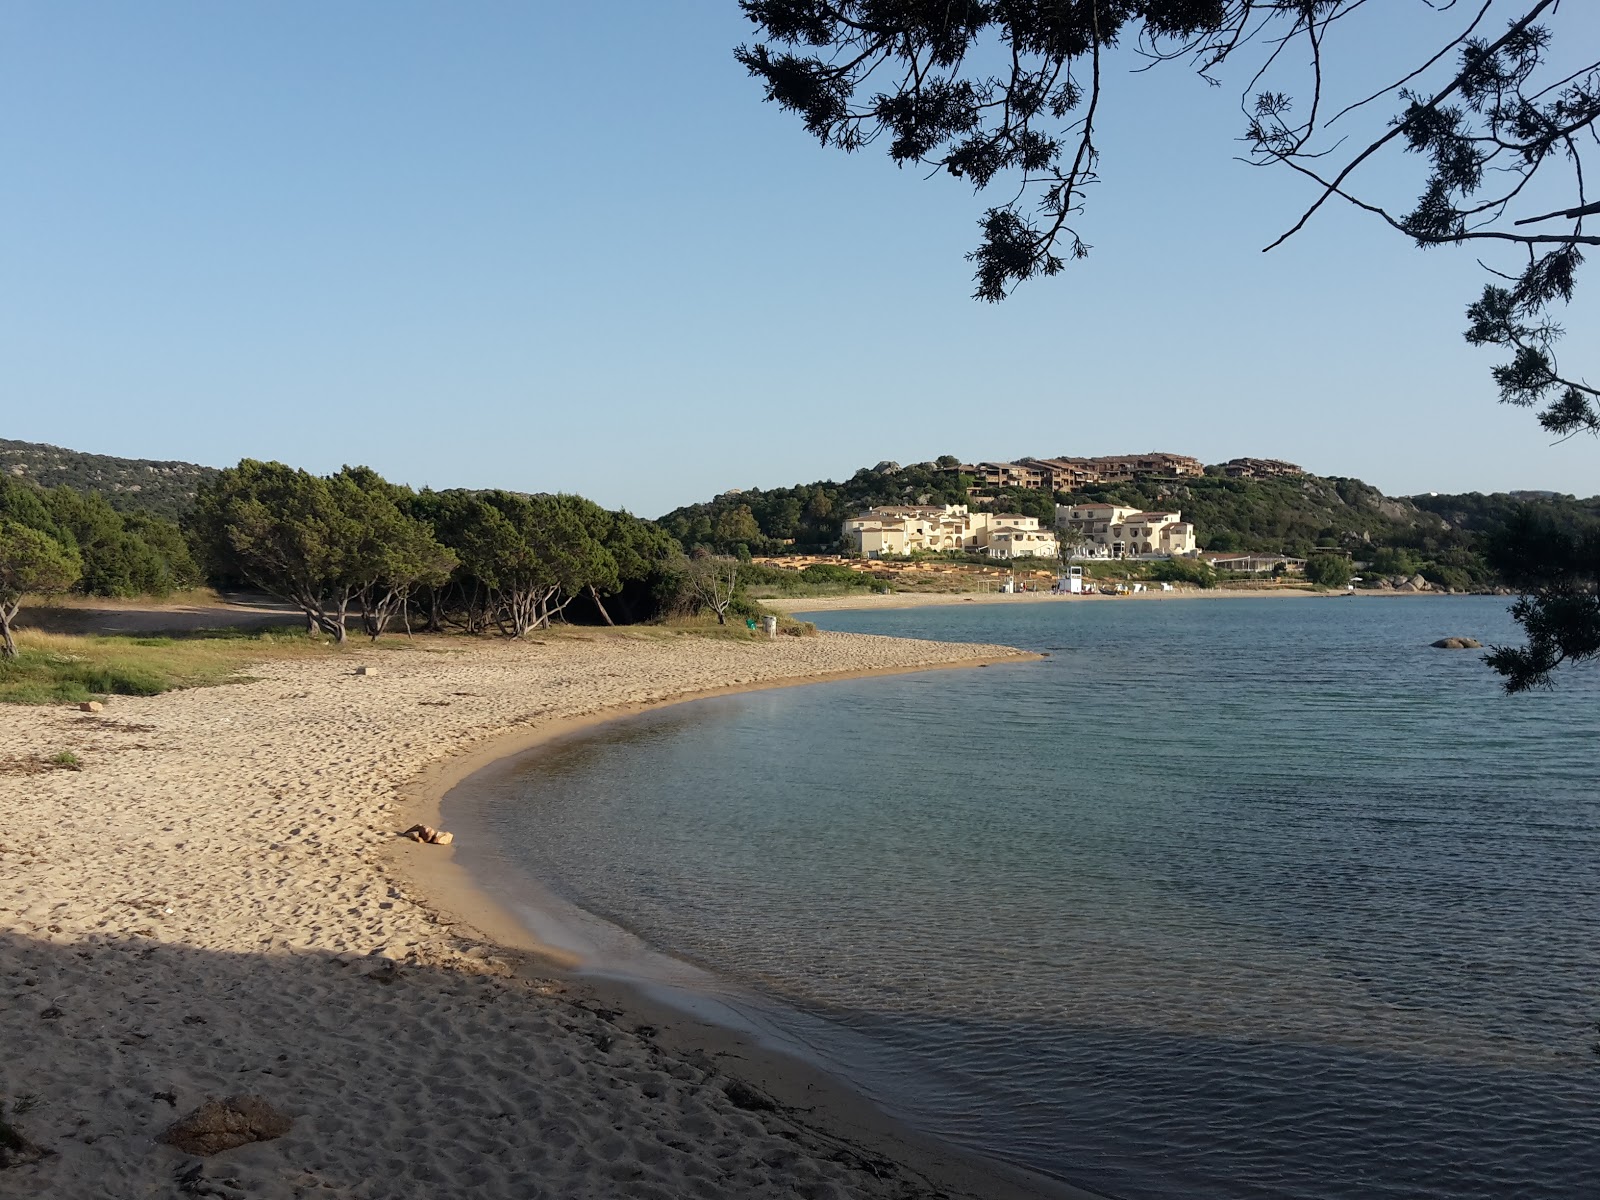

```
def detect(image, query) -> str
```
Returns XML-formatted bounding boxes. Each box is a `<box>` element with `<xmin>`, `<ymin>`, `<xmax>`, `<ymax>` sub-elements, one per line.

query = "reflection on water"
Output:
<box><xmin>451</xmin><ymin>597</ymin><xmax>1600</xmax><ymax>1200</ymax></box>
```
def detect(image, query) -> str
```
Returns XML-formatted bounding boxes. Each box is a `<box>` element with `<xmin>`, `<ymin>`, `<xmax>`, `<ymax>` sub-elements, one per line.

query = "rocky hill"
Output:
<box><xmin>0</xmin><ymin>439</ymin><xmax>217</xmax><ymax>520</ymax></box>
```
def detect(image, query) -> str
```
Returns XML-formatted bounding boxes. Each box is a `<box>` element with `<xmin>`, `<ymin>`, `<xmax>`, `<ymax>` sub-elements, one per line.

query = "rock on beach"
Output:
<box><xmin>157</xmin><ymin>1095</ymin><xmax>292</xmax><ymax>1156</ymax></box>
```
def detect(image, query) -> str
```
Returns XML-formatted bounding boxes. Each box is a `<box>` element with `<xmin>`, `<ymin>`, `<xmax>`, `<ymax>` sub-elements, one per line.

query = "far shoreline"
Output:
<box><xmin>766</xmin><ymin>585</ymin><xmax>1477</xmax><ymax>615</ymax></box>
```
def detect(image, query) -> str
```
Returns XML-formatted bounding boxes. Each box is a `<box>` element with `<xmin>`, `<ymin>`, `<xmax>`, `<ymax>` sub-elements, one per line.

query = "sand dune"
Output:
<box><xmin>1</xmin><ymin>628</ymin><xmax>1083</xmax><ymax>1200</ymax></box>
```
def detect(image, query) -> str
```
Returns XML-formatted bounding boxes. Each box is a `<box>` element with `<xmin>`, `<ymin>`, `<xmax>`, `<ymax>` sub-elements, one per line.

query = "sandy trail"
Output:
<box><xmin>19</xmin><ymin>592</ymin><xmax>302</xmax><ymax>636</ymax></box>
<box><xmin>1</xmin><ymin>628</ymin><xmax>1080</xmax><ymax>1200</ymax></box>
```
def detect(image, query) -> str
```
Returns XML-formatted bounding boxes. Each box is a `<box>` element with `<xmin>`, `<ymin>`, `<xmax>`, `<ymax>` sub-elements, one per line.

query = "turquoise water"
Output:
<box><xmin>454</xmin><ymin>597</ymin><xmax>1600</xmax><ymax>1199</ymax></box>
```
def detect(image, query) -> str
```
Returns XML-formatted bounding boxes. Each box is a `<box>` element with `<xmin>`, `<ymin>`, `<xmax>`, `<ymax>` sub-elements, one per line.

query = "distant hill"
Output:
<box><xmin>659</xmin><ymin>459</ymin><xmax>1456</xmax><ymax>555</ymax></box>
<box><xmin>0</xmin><ymin>438</ymin><xmax>217</xmax><ymax>520</ymax></box>
<box><xmin>657</xmin><ymin>458</ymin><xmax>1599</xmax><ymax>592</ymax></box>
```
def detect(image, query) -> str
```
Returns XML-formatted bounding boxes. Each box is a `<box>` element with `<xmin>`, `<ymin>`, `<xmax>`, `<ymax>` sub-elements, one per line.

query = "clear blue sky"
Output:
<box><xmin>3</xmin><ymin>2</ymin><xmax>1596</xmax><ymax>515</ymax></box>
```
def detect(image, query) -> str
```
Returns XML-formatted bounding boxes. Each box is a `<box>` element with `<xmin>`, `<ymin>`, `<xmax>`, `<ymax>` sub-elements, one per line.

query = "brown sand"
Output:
<box><xmin>2</xmin><ymin>628</ymin><xmax>1104</xmax><ymax>1200</ymax></box>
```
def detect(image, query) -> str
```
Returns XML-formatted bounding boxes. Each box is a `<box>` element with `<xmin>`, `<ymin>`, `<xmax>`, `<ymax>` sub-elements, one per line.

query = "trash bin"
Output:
<box><xmin>761</xmin><ymin>615</ymin><xmax>778</xmax><ymax>640</ymax></box>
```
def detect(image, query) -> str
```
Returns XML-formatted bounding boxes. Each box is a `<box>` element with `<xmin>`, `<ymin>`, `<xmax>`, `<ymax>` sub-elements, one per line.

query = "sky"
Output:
<box><xmin>2</xmin><ymin>2</ymin><xmax>1597</xmax><ymax>515</ymax></box>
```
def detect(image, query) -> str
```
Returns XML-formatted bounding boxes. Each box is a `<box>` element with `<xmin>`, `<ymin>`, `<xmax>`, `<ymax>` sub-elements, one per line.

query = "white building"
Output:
<box><xmin>1056</xmin><ymin>502</ymin><xmax>1197</xmax><ymax>559</ymax></box>
<box><xmin>842</xmin><ymin>505</ymin><xmax>1059</xmax><ymax>560</ymax></box>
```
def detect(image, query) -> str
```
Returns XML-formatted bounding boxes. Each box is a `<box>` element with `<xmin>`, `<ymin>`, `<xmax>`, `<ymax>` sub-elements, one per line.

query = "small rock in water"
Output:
<box><xmin>1430</xmin><ymin>637</ymin><xmax>1482</xmax><ymax>650</ymax></box>
<box><xmin>156</xmin><ymin>1095</ymin><xmax>291</xmax><ymax>1156</ymax></box>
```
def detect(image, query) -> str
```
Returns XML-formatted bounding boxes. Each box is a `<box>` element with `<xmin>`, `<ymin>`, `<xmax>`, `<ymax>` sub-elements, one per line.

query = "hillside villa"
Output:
<box><xmin>843</xmin><ymin>505</ymin><xmax>1059</xmax><ymax>560</ymax></box>
<box><xmin>1056</xmin><ymin>503</ymin><xmax>1198</xmax><ymax>559</ymax></box>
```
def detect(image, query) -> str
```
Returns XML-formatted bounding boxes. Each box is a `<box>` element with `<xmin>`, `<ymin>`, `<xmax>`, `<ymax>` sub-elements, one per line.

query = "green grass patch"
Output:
<box><xmin>0</xmin><ymin>627</ymin><xmax>336</xmax><ymax>705</ymax></box>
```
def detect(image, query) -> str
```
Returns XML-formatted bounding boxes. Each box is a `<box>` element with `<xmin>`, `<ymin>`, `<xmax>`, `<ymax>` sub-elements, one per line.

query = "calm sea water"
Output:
<box><xmin>450</xmin><ymin>597</ymin><xmax>1600</xmax><ymax>1199</ymax></box>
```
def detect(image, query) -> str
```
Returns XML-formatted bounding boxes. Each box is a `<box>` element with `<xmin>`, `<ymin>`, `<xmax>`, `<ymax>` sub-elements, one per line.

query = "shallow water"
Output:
<box><xmin>454</xmin><ymin>597</ymin><xmax>1600</xmax><ymax>1199</ymax></box>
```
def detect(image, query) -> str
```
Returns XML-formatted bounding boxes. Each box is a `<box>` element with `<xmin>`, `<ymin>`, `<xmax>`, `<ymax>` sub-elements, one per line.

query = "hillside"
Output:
<box><xmin>0</xmin><ymin>438</ymin><xmax>217</xmax><ymax>520</ymax></box>
<box><xmin>658</xmin><ymin>461</ymin><xmax>1454</xmax><ymax>555</ymax></box>
<box><xmin>656</xmin><ymin>458</ymin><xmax>1600</xmax><ymax>592</ymax></box>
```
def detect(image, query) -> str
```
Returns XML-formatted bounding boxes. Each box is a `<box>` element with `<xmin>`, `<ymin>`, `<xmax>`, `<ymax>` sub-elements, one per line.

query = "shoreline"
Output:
<box><xmin>393</xmin><ymin>650</ymin><xmax>1044</xmax><ymax>966</ymax></box>
<box><xmin>2</xmin><ymin>627</ymin><xmax>1104</xmax><ymax>1200</ymax></box>
<box><xmin>767</xmin><ymin>586</ymin><xmax>1469</xmax><ymax>614</ymax></box>
<box><xmin>396</xmin><ymin>652</ymin><xmax>1106</xmax><ymax>1200</ymax></box>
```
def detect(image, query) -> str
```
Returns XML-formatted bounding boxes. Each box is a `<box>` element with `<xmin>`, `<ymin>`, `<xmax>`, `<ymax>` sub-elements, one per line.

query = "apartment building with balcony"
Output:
<box><xmin>842</xmin><ymin>505</ymin><xmax>1059</xmax><ymax>560</ymax></box>
<box><xmin>1057</xmin><ymin>502</ymin><xmax>1197</xmax><ymax>559</ymax></box>
<box><xmin>1220</xmin><ymin>457</ymin><xmax>1304</xmax><ymax>479</ymax></box>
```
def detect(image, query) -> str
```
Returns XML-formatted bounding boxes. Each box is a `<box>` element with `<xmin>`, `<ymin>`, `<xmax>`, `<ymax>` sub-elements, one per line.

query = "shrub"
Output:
<box><xmin>1147</xmin><ymin>558</ymin><xmax>1216</xmax><ymax>588</ymax></box>
<box><xmin>1305</xmin><ymin>554</ymin><xmax>1353</xmax><ymax>587</ymax></box>
<box><xmin>799</xmin><ymin>563</ymin><xmax>872</xmax><ymax>587</ymax></box>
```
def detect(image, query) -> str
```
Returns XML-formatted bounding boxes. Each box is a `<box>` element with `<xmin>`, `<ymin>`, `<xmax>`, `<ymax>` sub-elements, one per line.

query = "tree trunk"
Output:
<box><xmin>589</xmin><ymin>585</ymin><xmax>614</xmax><ymax>626</ymax></box>
<box><xmin>0</xmin><ymin>602</ymin><xmax>17</xmax><ymax>660</ymax></box>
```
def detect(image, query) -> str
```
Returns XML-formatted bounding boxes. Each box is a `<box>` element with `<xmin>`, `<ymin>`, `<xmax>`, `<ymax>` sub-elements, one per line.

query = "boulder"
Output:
<box><xmin>157</xmin><ymin>1095</ymin><xmax>291</xmax><ymax>1156</ymax></box>
<box><xmin>1431</xmin><ymin>637</ymin><xmax>1482</xmax><ymax>650</ymax></box>
<box><xmin>1408</xmin><ymin>574</ymin><xmax>1429</xmax><ymax>590</ymax></box>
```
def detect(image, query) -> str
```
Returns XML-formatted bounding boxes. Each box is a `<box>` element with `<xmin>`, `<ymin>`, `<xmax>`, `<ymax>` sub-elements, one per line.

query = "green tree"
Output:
<box><xmin>1370</xmin><ymin>546</ymin><xmax>1421</xmax><ymax>577</ymax></box>
<box><xmin>1</xmin><ymin>476</ymin><xmax>197</xmax><ymax>597</ymax></box>
<box><xmin>713</xmin><ymin>504</ymin><xmax>764</xmax><ymax>554</ymax></box>
<box><xmin>0</xmin><ymin>520</ymin><xmax>81</xmax><ymax>659</ymax></box>
<box><xmin>448</xmin><ymin>492</ymin><xmax>618</xmax><ymax>637</ymax></box>
<box><xmin>191</xmin><ymin>460</ymin><xmax>450</xmax><ymax>643</ymax></box>
<box><xmin>1484</xmin><ymin>509</ymin><xmax>1600</xmax><ymax>691</ymax></box>
<box><xmin>331</xmin><ymin>468</ymin><xmax>457</xmax><ymax>641</ymax></box>
<box><xmin>1305</xmin><ymin>555</ymin><xmax>1354</xmax><ymax>588</ymax></box>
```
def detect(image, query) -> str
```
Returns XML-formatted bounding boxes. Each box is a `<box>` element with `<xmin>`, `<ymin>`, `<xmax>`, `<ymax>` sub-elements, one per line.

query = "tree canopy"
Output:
<box><xmin>191</xmin><ymin>460</ymin><xmax>456</xmax><ymax>643</ymax></box>
<box><xmin>1483</xmin><ymin>507</ymin><xmax>1600</xmax><ymax>690</ymax></box>
<box><xmin>0</xmin><ymin>519</ymin><xmax>81</xmax><ymax>659</ymax></box>
<box><xmin>737</xmin><ymin>2</ymin><xmax>1597</xmax><ymax>434</ymax></box>
<box><xmin>0</xmin><ymin>475</ymin><xmax>200</xmax><ymax>598</ymax></box>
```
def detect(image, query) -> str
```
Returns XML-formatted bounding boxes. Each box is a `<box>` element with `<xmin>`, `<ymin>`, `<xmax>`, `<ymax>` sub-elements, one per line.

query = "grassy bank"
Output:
<box><xmin>0</xmin><ymin>628</ymin><xmax>335</xmax><ymax>705</ymax></box>
<box><xmin>0</xmin><ymin>612</ymin><xmax>818</xmax><ymax>705</ymax></box>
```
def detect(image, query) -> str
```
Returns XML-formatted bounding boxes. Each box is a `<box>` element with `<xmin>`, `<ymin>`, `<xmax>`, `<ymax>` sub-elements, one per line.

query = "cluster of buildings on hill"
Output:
<box><xmin>841</xmin><ymin>506</ymin><xmax>1059</xmax><ymax>560</ymax></box>
<box><xmin>952</xmin><ymin>452</ymin><xmax>1302</xmax><ymax>492</ymax></box>
<box><xmin>842</xmin><ymin>501</ymin><xmax>1199</xmax><ymax>561</ymax></box>
<box><xmin>840</xmin><ymin>450</ymin><xmax>1309</xmax><ymax>560</ymax></box>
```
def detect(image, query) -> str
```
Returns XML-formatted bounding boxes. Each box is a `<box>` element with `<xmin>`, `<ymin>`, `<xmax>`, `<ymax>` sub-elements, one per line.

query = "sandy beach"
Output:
<box><xmin>0</xmin><ymin>627</ymin><xmax>1100</xmax><ymax>1200</ymax></box>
